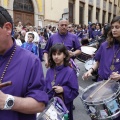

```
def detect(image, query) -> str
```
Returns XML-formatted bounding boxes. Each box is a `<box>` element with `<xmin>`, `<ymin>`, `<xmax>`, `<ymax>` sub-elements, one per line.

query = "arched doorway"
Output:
<box><xmin>13</xmin><ymin>0</ymin><xmax>34</xmax><ymax>26</ymax></box>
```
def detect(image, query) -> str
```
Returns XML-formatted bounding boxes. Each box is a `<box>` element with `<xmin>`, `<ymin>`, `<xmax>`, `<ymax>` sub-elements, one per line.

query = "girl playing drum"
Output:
<box><xmin>45</xmin><ymin>43</ymin><xmax>79</xmax><ymax>120</ymax></box>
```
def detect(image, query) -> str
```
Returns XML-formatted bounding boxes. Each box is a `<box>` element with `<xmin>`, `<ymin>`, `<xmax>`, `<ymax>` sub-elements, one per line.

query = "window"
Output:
<box><xmin>13</xmin><ymin>0</ymin><xmax>34</xmax><ymax>13</ymax></box>
<box><xmin>88</xmin><ymin>6</ymin><xmax>93</xmax><ymax>23</ymax></box>
<box><xmin>79</xmin><ymin>2</ymin><xmax>84</xmax><ymax>24</ymax></box>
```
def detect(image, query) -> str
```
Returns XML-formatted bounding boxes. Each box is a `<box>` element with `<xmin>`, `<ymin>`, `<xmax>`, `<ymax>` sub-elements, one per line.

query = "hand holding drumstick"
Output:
<box><xmin>89</xmin><ymin>78</ymin><xmax>111</xmax><ymax>99</ymax></box>
<box><xmin>110</xmin><ymin>71</ymin><xmax>120</xmax><ymax>81</ymax></box>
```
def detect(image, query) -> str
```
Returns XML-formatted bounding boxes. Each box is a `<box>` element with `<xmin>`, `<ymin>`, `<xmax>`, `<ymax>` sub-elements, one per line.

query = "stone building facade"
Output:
<box><xmin>1</xmin><ymin>0</ymin><xmax>120</xmax><ymax>27</ymax></box>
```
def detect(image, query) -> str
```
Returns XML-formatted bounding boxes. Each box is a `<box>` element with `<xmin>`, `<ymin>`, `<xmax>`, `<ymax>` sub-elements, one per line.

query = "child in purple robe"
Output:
<box><xmin>45</xmin><ymin>43</ymin><xmax>79</xmax><ymax>120</ymax></box>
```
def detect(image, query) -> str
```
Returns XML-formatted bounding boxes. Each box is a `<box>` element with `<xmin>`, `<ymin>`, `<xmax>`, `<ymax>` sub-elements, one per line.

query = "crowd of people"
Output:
<box><xmin>1</xmin><ymin>5</ymin><xmax>120</xmax><ymax>120</ymax></box>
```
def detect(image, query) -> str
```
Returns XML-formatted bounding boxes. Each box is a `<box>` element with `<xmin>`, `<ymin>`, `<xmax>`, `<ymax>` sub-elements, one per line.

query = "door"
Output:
<box><xmin>14</xmin><ymin>11</ymin><xmax>34</xmax><ymax>26</ymax></box>
<box><xmin>13</xmin><ymin>0</ymin><xmax>34</xmax><ymax>26</ymax></box>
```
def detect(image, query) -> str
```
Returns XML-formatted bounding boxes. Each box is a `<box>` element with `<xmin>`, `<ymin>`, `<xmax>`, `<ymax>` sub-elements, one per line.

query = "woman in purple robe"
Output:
<box><xmin>83</xmin><ymin>16</ymin><xmax>120</xmax><ymax>120</ymax></box>
<box><xmin>91</xmin><ymin>23</ymin><xmax>102</xmax><ymax>40</ymax></box>
<box><xmin>45</xmin><ymin>44</ymin><xmax>79</xmax><ymax>120</ymax></box>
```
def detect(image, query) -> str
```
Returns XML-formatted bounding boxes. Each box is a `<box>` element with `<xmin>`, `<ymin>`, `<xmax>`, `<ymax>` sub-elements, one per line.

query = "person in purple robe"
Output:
<box><xmin>45</xmin><ymin>44</ymin><xmax>79</xmax><ymax>120</ymax></box>
<box><xmin>76</xmin><ymin>26</ymin><xmax>83</xmax><ymax>41</ymax></box>
<box><xmin>43</xmin><ymin>18</ymin><xmax>81</xmax><ymax>68</ymax></box>
<box><xmin>21</xmin><ymin>33</ymin><xmax>38</xmax><ymax>55</ymax></box>
<box><xmin>43</xmin><ymin>18</ymin><xmax>81</xmax><ymax>110</ymax></box>
<box><xmin>88</xmin><ymin>23</ymin><xmax>96</xmax><ymax>39</ymax></box>
<box><xmin>82</xmin><ymin>16</ymin><xmax>120</xmax><ymax>120</ymax></box>
<box><xmin>91</xmin><ymin>23</ymin><xmax>102</xmax><ymax>40</ymax></box>
<box><xmin>0</xmin><ymin>6</ymin><xmax>48</xmax><ymax>120</ymax></box>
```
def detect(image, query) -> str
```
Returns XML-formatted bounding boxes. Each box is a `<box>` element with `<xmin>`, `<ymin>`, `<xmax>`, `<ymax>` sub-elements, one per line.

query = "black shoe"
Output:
<box><xmin>73</xmin><ymin>105</ymin><xmax>75</xmax><ymax>110</ymax></box>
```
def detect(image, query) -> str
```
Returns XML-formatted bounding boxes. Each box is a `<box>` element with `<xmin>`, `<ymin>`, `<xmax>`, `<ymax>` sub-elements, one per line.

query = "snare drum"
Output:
<box><xmin>84</xmin><ymin>59</ymin><xmax>95</xmax><ymax>71</ymax></box>
<box><xmin>37</xmin><ymin>97</ymin><xmax>68</xmax><ymax>120</ymax></box>
<box><xmin>77</xmin><ymin>46</ymin><xmax>97</xmax><ymax>62</ymax></box>
<box><xmin>80</xmin><ymin>80</ymin><xmax>120</xmax><ymax>120</ymax></box>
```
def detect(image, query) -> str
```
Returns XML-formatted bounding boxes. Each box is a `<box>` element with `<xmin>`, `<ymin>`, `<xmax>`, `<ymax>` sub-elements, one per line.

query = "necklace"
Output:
<box><xmin>58</xmin><ymin>33</ymin><xmax>67</xmax><ymax>45</ymax></box>
<box><xmin>51</xmin><ymin>69</ymin><xmax>57</xmax><ymax>86</ymax></box>
<box><xmin>110</xmin><ymin>45</ymin><xmax>120</xmax><ymax>71</ymax></box>
<box><xmin>0</xmin><ymin>46</ymin><xmax>16</xmax><ymax>83</ymax></box>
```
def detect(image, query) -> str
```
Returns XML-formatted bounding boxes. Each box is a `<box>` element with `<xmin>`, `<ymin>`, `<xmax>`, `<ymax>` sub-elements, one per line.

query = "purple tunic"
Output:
<box><xmin>92</xmin><ymin>29</ymin><xmax>102</xmax><ymax>39</ymax></box>
<box><xmin>45</xmin><ymin>65</ymin><xmax>79</xmax><ymax>120</ymax></box>
<box><xmin>43</xmin><ymin>32</ymin><xmax>80</xmax><ymax>53</ymax></box>
<box><xmin>0</xmin><ymin>40</ymin><xmax>48</xmax><ymax>120</ymax></box>
<box><xmin>94</xmin><ymin>41</ymin><xmax>120</xmax><ymax>81</ymax></box>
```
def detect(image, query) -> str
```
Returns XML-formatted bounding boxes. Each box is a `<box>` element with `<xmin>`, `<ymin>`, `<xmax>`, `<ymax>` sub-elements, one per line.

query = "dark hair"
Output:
<box><xmin>14</xmin><ymin>32</ymin><xmax>20</xmax><ymax>39</ymax></box>
<box><xmin>28</xmin><ymin>33</ymin><xmax>34</xmax><ymax>39</ymax></box>
<box><xmin>107</xmin><ymin>16</ymin><xmax>120</xmax><ymax>47</ymax></box>
<box><xmin>48</xmin><ymin>44</ymin><xmax>70</xmax><ymax>68</ymax></box>
<box><xmin>96</xmin><ymin>23</ymin><xmax>102</xmax><ymax>30</ymax></box>
<box><xmin>103</xmin><ymin>24</ymin><xmax>111</xmax><ymax>39</ymax></box>
<box><xmin>0</xmin><ymin>6</ymin><xmax>13</xmax><ymax>32</ymax></box>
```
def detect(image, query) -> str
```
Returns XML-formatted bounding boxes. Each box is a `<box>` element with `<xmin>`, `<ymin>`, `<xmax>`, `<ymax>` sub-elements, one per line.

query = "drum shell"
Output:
<box><xmin>84</xmin><ymin>59</ymin><xmax>95</xmax><ymax>71</ymax></box>
<box><xmin>37</xmin><ymin>97</ymin><xmax>68</xmax><ymax>120</ymax></box>
<box><xmin>77</xmin><ymin>46</ymin><xmax>96</xmax><ymax>62</ymax></box>
<box><xmin>77</xmin><ymin>53</ymin><xmax>92</xmax><ymax>63</ymax></box>
<box><xmin>80</xmin><ymin>81</ymin><xmax>120</xmax><ymax>120</ymax></box>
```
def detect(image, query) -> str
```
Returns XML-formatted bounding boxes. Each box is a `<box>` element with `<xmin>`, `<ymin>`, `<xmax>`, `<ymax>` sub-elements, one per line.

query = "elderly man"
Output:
<box><xmin>43</xmin><ymin>18</ymin><xmax>81</xmax><ymax>68</ymax></box>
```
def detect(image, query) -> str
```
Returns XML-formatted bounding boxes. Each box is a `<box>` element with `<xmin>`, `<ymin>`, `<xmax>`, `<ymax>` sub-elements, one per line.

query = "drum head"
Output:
<box><xmin>81</xmin><ymin>46</ymin><xmax>97</xmax><ymax>55</ymax></box>
<box><xmin>84</xmin><ymin>59</ymin><xmax>95</xmax><ymax>71</ymax></box>
<box><xmin>81</xmin><ymin>80</ymin><xmax>119</xmax><ymax>103</ymax></box>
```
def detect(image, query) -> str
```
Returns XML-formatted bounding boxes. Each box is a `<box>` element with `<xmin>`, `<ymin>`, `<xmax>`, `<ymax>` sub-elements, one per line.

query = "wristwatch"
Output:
<box><xmin>3</xmin><ymin>95</ymin><xmax>15</xmax><ymax>110</ymax></box>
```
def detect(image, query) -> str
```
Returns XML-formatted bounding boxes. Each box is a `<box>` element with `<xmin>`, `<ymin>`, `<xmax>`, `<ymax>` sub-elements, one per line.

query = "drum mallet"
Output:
<box><xmin>89</xmin><ymin>78</ymin><xmax>111</xmax><ymax>99</ymax></box>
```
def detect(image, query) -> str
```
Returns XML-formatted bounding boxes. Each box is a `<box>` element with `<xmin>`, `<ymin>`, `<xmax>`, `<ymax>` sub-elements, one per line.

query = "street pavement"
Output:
<box><xmin>41</xmin><ymin>59</ymin><xmax>95</xmax><ymax>120</ymax></box>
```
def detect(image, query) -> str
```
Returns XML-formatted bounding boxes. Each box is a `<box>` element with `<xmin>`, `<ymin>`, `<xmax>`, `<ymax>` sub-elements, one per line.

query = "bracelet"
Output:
<box><xmin>90</xmin><ymin>68</ymin><xmax>94</xmax><ymax>72</ymax></box>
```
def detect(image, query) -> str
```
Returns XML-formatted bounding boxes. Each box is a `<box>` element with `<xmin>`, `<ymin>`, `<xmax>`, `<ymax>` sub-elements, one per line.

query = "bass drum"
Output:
<box><xmin>37</xmin><ymin>97</ymin><xmax>68</xmax><ymax>120</ymax></box>
<box><xmin>80</xmin><ymin>80</ymin><xmax>120</xmax><ymax>120</ymax></box>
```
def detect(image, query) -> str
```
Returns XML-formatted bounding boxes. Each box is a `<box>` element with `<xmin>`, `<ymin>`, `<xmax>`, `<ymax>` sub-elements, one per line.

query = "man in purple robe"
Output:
<box><xmin>0</xmin><ymin>6</ymin><xmax>48</xmax><ymax>120</ymax></box>
<box><xmin>83</xmin><ymin>16</ymin><xmax>120</xmax><ymax>120</ymax></box>
<box><xmin>43</xmin><ymin>18</ymin><xmax>81</xmax><ymax>68</ymax></box>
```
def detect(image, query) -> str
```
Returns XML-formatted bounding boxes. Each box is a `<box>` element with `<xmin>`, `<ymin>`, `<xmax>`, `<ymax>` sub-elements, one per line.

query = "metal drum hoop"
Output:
<box><xmin>81</xmin><ymin>81</ymin><xmax>120</xmax><ymax>105</ymax></box>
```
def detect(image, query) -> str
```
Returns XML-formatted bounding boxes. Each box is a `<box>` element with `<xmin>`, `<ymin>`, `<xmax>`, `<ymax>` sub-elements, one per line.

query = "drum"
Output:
<box><xmin>80</xmin><ymin>80</ymin><xmax>120</xmax><ymax>120</ymax></box>
<box><xmin>77</xmin><ymin>46</ymin><xmax>97</xmax><ymax>62</ymax></box>
<box><xmin>84</xmin><ymin>59</ymin><xmax>95</xmax><ymax>71</ymax></box>
<box><xmin>89</xmin><ymin>40</ymin><xmax>99</xmax><ymax>49</ymax></box>
<box><xmin>37</xmin><ymin>97</ymin><xmax>68</xmax><ymax>120</ymax></box>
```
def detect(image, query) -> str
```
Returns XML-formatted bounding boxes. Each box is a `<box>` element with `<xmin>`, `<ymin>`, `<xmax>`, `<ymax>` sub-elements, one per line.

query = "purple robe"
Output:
<box><xmin>92</xmin><ymin>29</ymin><xmax>102</xmax><ymax>39</ymax></box>
<box><xmin>45</xmin><ymin>65</ymin><xmax>79</xmax><ymax>120</ymax></box>
<box><xmin>0</xmin><ymin>40</ymin><xmax>48</xmax><ymax>120</ymax></box>
<box><xmin>94</xmin><ymin>41</ymin><xmax>120</xmax><ymax>81</ymax></box>
<box><xmin>43</xmin><ymin>32</ymin><xmax>80</xmax><ymax>53</ymax></box>
<box><xmin>94</xmin><ymin>40</ymin><xmax>120</xmax><ymax>120</ymax></box>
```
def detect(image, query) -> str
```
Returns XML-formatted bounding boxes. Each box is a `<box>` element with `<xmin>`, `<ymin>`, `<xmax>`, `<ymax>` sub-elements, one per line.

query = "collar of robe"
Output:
<box><xmin>0</xmin><ymin>38</ymin><xmax>16</xmax><ymax>58</ymax></box>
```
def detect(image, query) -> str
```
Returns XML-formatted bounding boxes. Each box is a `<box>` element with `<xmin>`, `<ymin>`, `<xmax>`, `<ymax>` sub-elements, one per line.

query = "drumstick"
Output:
<box><xmin>89</xmin><ymin>78</ymin><xmax>111</xmax><ymax>99</ymax></box>
<box><xmin>0</xmin><ymin>81</ymin><xmax>12</xmax><ymax>88</ymax></box>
